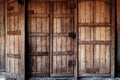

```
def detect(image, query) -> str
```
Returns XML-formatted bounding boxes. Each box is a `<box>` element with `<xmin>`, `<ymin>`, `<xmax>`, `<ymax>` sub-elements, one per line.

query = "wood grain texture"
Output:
<box><xmin>27</xmin><ymin>1</ymin><xmax>50</xmax><ymax>77</ymax></box>
<box><xmin>78</xmin><ymin>0</ymin><xmax>111</xmax><ymax>76</ymax></box>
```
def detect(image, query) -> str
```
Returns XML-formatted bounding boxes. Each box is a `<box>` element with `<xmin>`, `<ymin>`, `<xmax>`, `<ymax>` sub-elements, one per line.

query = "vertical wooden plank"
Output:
<box><xmin>20</xmin><ymin>0</ymin><xmax>26</xmax><ymax>80</ymax></box>
<box><xmin>14</xmin><ymin>15</ymin><xmax>19</xmax><ymax>74</ymax></box>
<box><xmin>56</xmin><ymin>37</ymin><xmax>61</xmax><ymax>73</ymax></box>
<box><xmin>86</xmin><ymin>45</ymin><xmax>93</xmax><ymax>70</ymax></box>
<box><xmin>106</xmin><ymin>3</ymin><xmax>110</xmax><ymax>23</ymax></box>
<box><xmin>80</xmin><ymin>45</ymin><xmax>86</xmax><ymax>74</ymax></box>
<box><xmin>106</xmin><ymin>45</ymin><xmax>110</xmax><ymax>73</ymax></box>
<box><xmin>111</xmin><ymin>0</ymin><xmax>115</xmax><ymax>77</ymax></box>
<box><xmin>95</xmin><ymin>1</ymin><xmax>101</xmax><ymax>23</ymax></box>
<box><xmin>101</xmin><ymin>2</ymin><xmax>106</xmax><ymax>23</ymax></box>
<box><xmin>94</xmin><ymin>45</ymin><xmax>100</xmax><ymax>72</ymax></box>
<box><xmin>80</xmin><ymin>27</ymin><xmax>86</xmax><ymax>41</ymax></box>
<box><xmin>61</xmin><ymin>37</ymin><xmax>66</xmax><ymax>73</ymax></box>
<box><xmin>95</xmin><ymin>27</ymin><xmax>101</xmax><ymax>40</ymax></box>
<box><xmin>56</xmin><ymin>18</ymin><xmax>61</xmax><ymax>33</ymax></box>
<box><xmin>100</xmin><ymin>45</ymin><xmax>106</xmax><ymax>73</ymax></box>
<box><xmin>36</xmin><ymin>17</ymin><xmax>41</xmax><ymax>74</ymax></box>
<box><xmin>101</xmin><ymin>27</ymin><xmax>106</xmax><ymax>41</ymax></box>
<box><xmin>10</xmin><ymin>15</ymin><xmax>15</xmax><ymax>74</ymax></box>
<box><xmin>106</xmin><ymin>27</ymin><xmax>110</xmax><ymax>41</ymax></box>
<box><xmin>80</xmin><ymin>2</ymin><xmax>86</xmax><ymax>23</ymax></box>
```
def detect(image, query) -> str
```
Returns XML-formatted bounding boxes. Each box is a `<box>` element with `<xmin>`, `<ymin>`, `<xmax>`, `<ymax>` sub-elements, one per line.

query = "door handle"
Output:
<box><xmin>69</xmin><ymin>32</ymin><xmax>76</xmax><ymax>39</ymax></box>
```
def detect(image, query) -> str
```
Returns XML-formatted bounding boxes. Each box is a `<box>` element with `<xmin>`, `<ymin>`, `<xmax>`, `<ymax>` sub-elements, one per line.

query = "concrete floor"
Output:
<box><xmin>1</xmin><ymin>77</ymin><xmax>120</xmax><ymax>80</ymax></box>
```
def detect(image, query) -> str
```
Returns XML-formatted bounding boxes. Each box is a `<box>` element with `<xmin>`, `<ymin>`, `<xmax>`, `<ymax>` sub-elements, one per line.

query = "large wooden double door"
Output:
<box><xmin>26</xmin><ymin>0</ymin><xmax>114</xmax><ymax>78</ymax></box>
<box><xmin>27</xmin><ymin>0</ymin><xmax>76</xmax><ymax>77</ymax></box>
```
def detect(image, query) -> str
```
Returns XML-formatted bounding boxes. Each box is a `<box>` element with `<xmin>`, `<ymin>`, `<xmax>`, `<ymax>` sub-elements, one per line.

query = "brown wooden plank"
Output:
<box><xmin>7</xmin><ymin>31</ymin><xmax>21</xmax><ymax>35</ymax></box>
<box><xmin>53</xmin><ymin>14</ymin><xmax>74</xmax><ymax>18</ymax></box>
<box><xmin>105</xmin><ymin>45</ymin><xmax>110</xmax><ymax>73</ymax></box>
<box><xmin>78</xmin><ymin>23</ymin><xmax>111</xmax><ymax>27</ymax></box>
<box><xmin>27</xmin><ymin>33</ymin><xmax>49</xmax><ymax>37</ymax></box>
<box><xmin>28</xmin><ymin>14</ymin><xmax>49</xmax><ymax>18</ymax></box>
<box><xmin>28</xmin><ymin>52</ymin><xmax>49</xmax><ymax>56</ymax></box>
<box><xmin>53</xmin><ymin>51</ymin><xmax>74</xmax><ymax>56</ymax></box>
<box><xmin>7</xmin><ymin>54</ymin><xmax>21</xmax><ymax>59</ymax></box>
<box><xmin>79</xmin><ymin>41</ymin><xmax>111</xmax><ymax>45</ymax></box>
<box><xmin>14</xmin><ymin>15</ymin><xmax>19</xmax><ymax>74</ymax></box>
<box><xmin>100</xmin><ymin>45</ymin><xmax>106</xmax><ymax>73</ymax></box>
<box><xmin>78</xmin><ymin>0</ymin><xmax>111</xmax><ymax>4</ymax></box>
<box><xmin>94</xmin><ymin>45</ymin><xmax>101</xmax><ymax>73</ymax></box>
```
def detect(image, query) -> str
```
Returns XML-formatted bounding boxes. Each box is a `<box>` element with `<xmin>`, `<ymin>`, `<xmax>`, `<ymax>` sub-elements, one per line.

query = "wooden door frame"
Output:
<box><xmin>111</xmin><ymin>0</ymin><xmax>116</xmax><ymax>78</ymax></box>
<box><xmin>74</xmin><ymin>0</ymin><xmax>78</xmax><ymax>79</ymax></box>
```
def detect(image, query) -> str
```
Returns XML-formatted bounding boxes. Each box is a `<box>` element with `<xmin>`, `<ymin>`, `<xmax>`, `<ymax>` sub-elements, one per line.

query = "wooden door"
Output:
<box><xmin>27</xmin><ymin>0</ymin><xmax>50</xmax><ymax>77</ymax></box>
<box><xmin>0</xmin><ymin>1</ymin><xmax>5</xmax><ymax>72</ymax></box>
<box><xmin>6</xmin><ymin>0</ymin><xmax>25</xmax><ymax>79</ymax></box>
<box><xmin>27</xmin><ymin>0</ymin><xmax>76</xmax><ymax>77</ymax></box>
<box><xmin>78</xmin><ymin>0</ymin><xmax>112</xmax><ymax>76</ymax></box>
<box><xmin>51</xmin><ymin>1</ymin><xmax>75</xmax><ymax>76</ymax></box>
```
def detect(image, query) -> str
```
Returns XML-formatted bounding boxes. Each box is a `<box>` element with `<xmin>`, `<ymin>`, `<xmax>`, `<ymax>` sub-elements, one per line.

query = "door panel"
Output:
<box><xmin>78</xmin><ymin>0</ymin><xmax>111</xmax><ymax>76</ymax></box>
<box><xmin>27</xmin><ymin>1</ymin><xmax>50</xmax><ymax>77</ymax></box>
<box><xmin>27</xmin><ymin>1</ymin><xmax>75</xmax><ymax>77</ymax></box>
<box><xmin>6</xmin><ymin>0</ymin><xmax>25</xmax><ymax>79</ymax></box>
<box><xmin>51</xmin><ymin>1</ymin><xmax>75</xmax><ymax>76</ymax></box>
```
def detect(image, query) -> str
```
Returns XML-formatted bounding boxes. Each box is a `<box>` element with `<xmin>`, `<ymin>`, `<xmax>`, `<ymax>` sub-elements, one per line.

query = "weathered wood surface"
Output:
<box><xmin>78</xmin><ymin>0</ymin><xmax>111</xmax><ymax>76</ymax></box>
<box><xmin>51</xmin><ymin>1</ymin><xmax>75</xmax><ymax>76</ymax></box>
<box><xmin>27</xmin><ymin>1</ymin><xmax>50</xmax><ymax>77</ymax></box>
<box><xmin>0</xmin><ymin>1</ymin><xmax>5</xmax><ymax>72</ymax></box>
<box><xmin>27</xmin><ymin>1</ymin><xmax>75</xmax><ymax>77</ymax></box>
<box><xmin>6</xmin><ymin>0</ymin><xmax>25</xmax><ymax>80</ymax></box>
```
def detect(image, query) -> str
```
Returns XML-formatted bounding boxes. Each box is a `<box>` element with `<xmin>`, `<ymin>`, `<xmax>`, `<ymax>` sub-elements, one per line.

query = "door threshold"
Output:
<box><xmin>29</xmin><ymin>77</ymin><xmax>75</xmax><ymax>80</ymax></box>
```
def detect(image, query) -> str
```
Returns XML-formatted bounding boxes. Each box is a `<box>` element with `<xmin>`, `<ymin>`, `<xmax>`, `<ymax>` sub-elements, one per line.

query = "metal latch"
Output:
<box><xmin>69</xmin><ymin>32</ymin><xmax>76</xmax><ymax>39</ymax></box>
<box><xmin>68</xmin><ymin>60</ymin><xmax>76</xmax><ymax>67</ymax></box>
